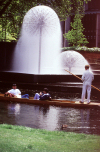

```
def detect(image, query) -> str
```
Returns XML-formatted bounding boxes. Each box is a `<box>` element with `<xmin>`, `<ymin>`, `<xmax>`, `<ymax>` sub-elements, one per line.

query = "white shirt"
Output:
<box><xmin>82</xmin><ymin>69</ymin><xmax>94</xmax><ymax>85</ymax></box>
<box><xmin>8</xmin><ymin>89</ymin><xmax>21</xmax><ymax>98</ymax></box>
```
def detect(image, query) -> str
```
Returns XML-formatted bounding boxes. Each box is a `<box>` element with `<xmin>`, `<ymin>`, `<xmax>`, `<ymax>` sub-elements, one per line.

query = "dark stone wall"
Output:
<box><xmin>0</xmin><ymin>42</ymin><xmax>100</xmax><ymax>84</ymax></box>
<box><xmin>0</xmin><ymin>72</ymin><xmax>81</xmax><ymax>83</ymax></box>
<box><xmin>0</xmin><ymin>42</ymin><xmax>16</xmax><ymax>71</ymax></box>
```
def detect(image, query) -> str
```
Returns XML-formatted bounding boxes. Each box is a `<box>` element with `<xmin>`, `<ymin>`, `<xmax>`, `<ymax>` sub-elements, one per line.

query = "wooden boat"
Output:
<box><xmin>0</xmin><ymin>94</ymin><xmax>100</xmax><ymax>108</ymax></box>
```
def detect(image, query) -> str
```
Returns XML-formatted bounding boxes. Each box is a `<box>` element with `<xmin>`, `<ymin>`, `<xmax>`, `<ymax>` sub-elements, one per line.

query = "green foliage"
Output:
<box><xmin>0</xmin><ymin>124</ymin><xmax>100</xmax><ymax>152</ymax></box>
<box><xmin>0</xmin><ymin>0</ymin><xmax>91</xmax><ymax>41</ymax></box>
<box><xmin>63</xmin><ymin>13</ymin><xmax>89</xmax><ymax>46</ymax></box>
<box><xmin>0</xmin><ymin>1</ymin><xmax>91</xmax><ymax>20</ymax></box>
<box><xmin>0</xmin><ymin>0</ymin><xmax>37</xmax><ymax>41</ymax></box>
<box><xmin>62</xmin><ymin>46</ymin><xmax>100</xmax><ymax>52</ymax></box>
<box><xmin>0</xmin><ymin>18</ymin><xmax>16</xmax><ymax>41</ymax></box>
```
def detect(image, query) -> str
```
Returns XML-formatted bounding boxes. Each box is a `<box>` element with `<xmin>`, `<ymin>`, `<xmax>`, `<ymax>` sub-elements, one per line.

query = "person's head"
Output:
<box><xmin>43</xmin><ymin>88</ymin><xmax>48</xmax><ymax>94</ymax></box>
<box><xmin>85</xmin><ymin>65</ymin><xmax>89</xmax><ymax>70</ymax></box>
<box><xmin>12</xmin><ymin>84</ymin><xmax>17</xmax><ymax>89</ymax></box>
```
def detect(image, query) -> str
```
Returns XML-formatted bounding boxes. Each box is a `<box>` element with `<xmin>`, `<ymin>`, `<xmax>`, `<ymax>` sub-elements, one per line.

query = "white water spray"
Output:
<box><xmin>54</xmin><ymin>50</ymin><xmax>90</xmax><ymax>74</ymax></box>
<box><xmin>11</xmin><ymin>5</ymin><xmax>62</xmax><ymax>74</ymax></box>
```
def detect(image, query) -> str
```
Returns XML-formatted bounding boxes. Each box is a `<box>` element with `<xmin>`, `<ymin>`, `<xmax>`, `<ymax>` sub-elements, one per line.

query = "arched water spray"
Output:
<box><xmin>11</xmin><ymin>5</ymin><xmax>62</xmax><ymax>74</ymax></box>
<box><xmin>54</xmin><ymin>51</ymin><xmax>90</xmax><ymax>74</ymax></box>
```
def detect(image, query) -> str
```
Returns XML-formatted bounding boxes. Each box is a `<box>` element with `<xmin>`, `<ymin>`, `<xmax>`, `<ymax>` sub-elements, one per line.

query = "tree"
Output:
<box><xmin>0</xmin><ymin>0</ymin><xmax>13</xmax><ymax>17</ymax></box>
<box><xmin>63</xmin><ymin>13</ymin><xmax>89</xmax><ymax>46</ymax></box>
<box><xmin>0</xmin><ymin>0</ymin><xmax>91</xmax><ymax>20</ymax></box>
<box><xmin>0</xmin><ymin>0</ymin><xmax>91</xmax><ymax>41</ymax></box>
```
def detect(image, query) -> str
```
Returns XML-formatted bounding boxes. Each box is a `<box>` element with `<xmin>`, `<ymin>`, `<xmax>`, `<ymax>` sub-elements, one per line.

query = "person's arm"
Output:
<box><xmin>5</xmin><ymin>90</ymin><xmax>11</xmax><ymax>95</ymax></box>
<box><xmin>5</xmin><ymin>90</ymin><xmax>15</xmax><ymax>97</ymax></box>
<box><xmin>17</xmin><ymin>89</ymin><xmax>21</xmax><ymax>95</ymax></box>
<box><xmin>82</xmin><ymin>73</ymin><xmax>85</xmax><ymax>82</ymax></box>
<box><xmin>39</xmin><ymin>94</ymin><xmax>46</xmax><ymax>100</ymax></box>
<box><xmin>92</xmin><ymin>74</ymin><xmax>94</xmax><ymax>81</ymax></box>
<box><xmin>39</xmin><ymin>94</ymin><xmax>51</xmax><ymax>100</ymax></box>
<box><xmin>5</xmin><ymin>91</ymin><xmax>9</xmax><ymax>94</ymax></box>
<box><xmin>14</xmin><ymin>90</ymin><xmax>21</xmax><ymax>98</ymax></box>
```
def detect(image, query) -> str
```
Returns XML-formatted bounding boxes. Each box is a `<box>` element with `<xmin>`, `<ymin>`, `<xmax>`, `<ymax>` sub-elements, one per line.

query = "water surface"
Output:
<box><xmin>0</xmin><ymin>101</ymin><xmax>100</xmax><ymax>135</ymax></box>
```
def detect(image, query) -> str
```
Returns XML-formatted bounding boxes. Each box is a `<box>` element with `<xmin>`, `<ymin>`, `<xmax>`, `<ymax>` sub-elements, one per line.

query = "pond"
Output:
<box><xmin>0</xmin><ymin>99</ymin><xmax>100</xmax><ymax>135</ymax></box>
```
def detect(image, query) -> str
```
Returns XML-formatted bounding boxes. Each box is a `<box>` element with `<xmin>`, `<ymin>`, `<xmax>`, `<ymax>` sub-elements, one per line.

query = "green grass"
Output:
<box><xmin>0</xmin><ymin>124</ymin><xmax>100</xmax><ymax>152</ymax></box>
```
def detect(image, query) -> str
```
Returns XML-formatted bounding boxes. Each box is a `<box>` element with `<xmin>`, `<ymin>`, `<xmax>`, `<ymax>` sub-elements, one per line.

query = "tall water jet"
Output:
<box><xmin>11</xmin><ymin>5</ymin><xmax>62</xmax><ymax>74</ymax></box>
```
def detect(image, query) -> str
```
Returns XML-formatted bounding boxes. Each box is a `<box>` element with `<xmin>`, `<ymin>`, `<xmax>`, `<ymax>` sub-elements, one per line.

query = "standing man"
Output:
<box><xmin>80</xmin><ymin>65</ymin><xmax>94</xmax><ymax>104</ymax></box>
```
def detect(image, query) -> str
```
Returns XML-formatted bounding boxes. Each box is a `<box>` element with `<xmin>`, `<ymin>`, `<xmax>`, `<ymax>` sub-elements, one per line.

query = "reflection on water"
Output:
<box><xmin>0</xmin><ymin>101</ymin><xmax>100</xmax><ymax>135</ymax></box>
<box><xmin>8</xmin><ymin>103</ymin><xmax>20</xmax><ymax>116</ymax></box>
<box><xmin>80</xmin><ymin>109</ymin><xmax>90</xmax><ymax>131</ymax></box>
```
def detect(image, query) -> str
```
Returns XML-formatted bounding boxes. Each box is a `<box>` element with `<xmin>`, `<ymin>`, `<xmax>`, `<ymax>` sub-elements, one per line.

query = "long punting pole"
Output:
<box><xmin>65</xmin><ymin>69</ymin><xmax>100</xmax><ymax>92</ymax></box>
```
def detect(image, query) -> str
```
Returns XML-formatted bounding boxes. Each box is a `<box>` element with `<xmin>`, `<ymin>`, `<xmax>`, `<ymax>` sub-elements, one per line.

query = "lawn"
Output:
<box><xmin>0</xmin><ymin>124</ymin><xmax>100</xmax><ymax>152</ymax></box>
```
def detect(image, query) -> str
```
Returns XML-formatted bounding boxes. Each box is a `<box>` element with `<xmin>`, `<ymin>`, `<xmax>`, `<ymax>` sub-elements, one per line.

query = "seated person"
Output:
<box><xmin>34</xmin><ymin>88</ymin><xmax>51</xmax><ymax>100</ymax></box>
<box><xmin>21</xmin><ymin>94</ymin><xmax>29</xmax><ymax>99</ymax></box>
<box><xmin>5</xmin><ymin>84</ymin><xmax>21</xmax><ymax>98</ymax></box>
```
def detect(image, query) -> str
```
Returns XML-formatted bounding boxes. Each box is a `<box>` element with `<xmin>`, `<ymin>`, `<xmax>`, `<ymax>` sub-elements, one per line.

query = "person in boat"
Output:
<box><xmin>34</xmin><ymin>88</ymin><xmax>51</xmax><ymax>100</ymax></box>
<box><xmin>80</xmin><ymin>65</ymin><xmax>94</xmax><ymax>104</ymax></box>
<box><xmin>5</xmin><ymin>84</ymin><xmax>21</xmax><ymax>98</ymax></box>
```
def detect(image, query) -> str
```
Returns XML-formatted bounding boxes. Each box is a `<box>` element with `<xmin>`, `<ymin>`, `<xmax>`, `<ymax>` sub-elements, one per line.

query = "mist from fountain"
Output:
<box><xmin>11</xmin><ymin>5</ymin><xmax>62</xmax><ymax>74</ymax></box>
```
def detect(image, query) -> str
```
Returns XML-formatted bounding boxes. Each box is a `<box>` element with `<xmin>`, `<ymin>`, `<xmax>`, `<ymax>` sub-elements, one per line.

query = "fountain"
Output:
<box><xmin>11</xmin><ymin>5</ymin><xmax>62</xmax><ymax>74</ymax></box>
<box><xmin>54</xmin><ymin>50</ymin><xmax>90</xmax><ymax>74</ymax></box>
<box><xmin>10</xmin><ymin>5</ymin><xmax>90</xmax><ymax>75</ymax></box>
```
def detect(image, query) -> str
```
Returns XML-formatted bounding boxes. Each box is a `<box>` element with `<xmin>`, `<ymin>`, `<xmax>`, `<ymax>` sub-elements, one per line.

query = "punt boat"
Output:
<box><xmin>0</xmin><ymin>94</ymin><xmax>100</xmax><ymax>108</ymax></box>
